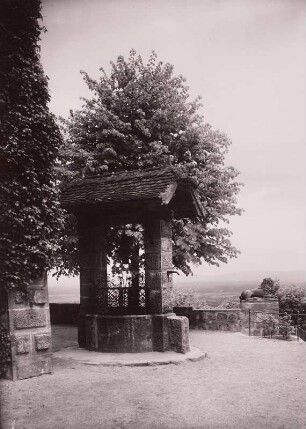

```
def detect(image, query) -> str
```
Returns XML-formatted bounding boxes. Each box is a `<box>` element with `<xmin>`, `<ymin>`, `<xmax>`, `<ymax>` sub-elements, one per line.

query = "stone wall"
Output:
<box><xmin>174</xmin><ymin>298</ymin><xmax>280</xmax><ymax>335</ymax></box>
<box><xmin>49</xmin><ymin>299</ymin><xmax>280</xmax><ymax>339</ymax></box>
<box><xmin>174</xmin><ymin>307</ymin><xmax>242</xmax><ymax>331</ymax></box>
<box><xmin>53</xmin><ymin>303</ymin><xmax>283</xmax><ymax>346</ymax></box>
<box><xmin>6</xmin><ymin>276</ymin><xmax>52</xmax><ymax>380</ymax></box>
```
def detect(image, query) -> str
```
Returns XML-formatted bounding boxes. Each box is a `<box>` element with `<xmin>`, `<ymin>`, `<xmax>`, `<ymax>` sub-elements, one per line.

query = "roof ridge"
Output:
<box><xmin>68</xmin><ymin>165</ymin><xmax>186</xmax><ymax>186</ymax></box>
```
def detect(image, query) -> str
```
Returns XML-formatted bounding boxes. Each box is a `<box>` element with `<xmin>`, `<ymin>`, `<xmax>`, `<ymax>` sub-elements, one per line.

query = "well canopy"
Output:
<box><xmin>61</xmin><ymin>166</ymin><xmax>205</xmax><ymax>221</ymax></box>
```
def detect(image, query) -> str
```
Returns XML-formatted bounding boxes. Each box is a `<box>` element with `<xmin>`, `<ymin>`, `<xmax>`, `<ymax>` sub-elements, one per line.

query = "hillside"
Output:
<box><xmin>48</xmin><ymin>270</ymin><xmax>305</xmax><ymax>304</ymax></box>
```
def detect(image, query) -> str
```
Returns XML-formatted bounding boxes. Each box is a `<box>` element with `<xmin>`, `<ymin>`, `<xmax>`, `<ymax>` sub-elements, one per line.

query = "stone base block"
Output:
<box><xmin>152</xmin><ymin>313</ymin><xmax>174</xmax><ymax>352</ymax></box>
<box><xmin>13</xmin><ymin>354</ymin><xmax>52</xmax><ymax>380</ymax></box>
<box><xmin>82</xmin><ymin>313</ymin><xmax>190</xmax><ymax>354</ymax></box>
<box><xmin>5</xmin><ymin>282</ymin><xmax>53</xmax><ymax>381</ymax></box>
<box><xmin>85</xmin><ymin>314</ymin><xmax>153</xmax><ymax>353</ymax></box>
<box><xmin>168</xmin><ymin>315</ymin><xmax>190</xmax><ymax>353</ymax></box>
<box><xmin>78</xmin><ymin>313</ymin><xmax>87</xmax><ymax>347</ymax></box>
<box><xmin>240</xmin><ymin>298</ymin><xmax>279</xmax><ymax>313</ymax></box>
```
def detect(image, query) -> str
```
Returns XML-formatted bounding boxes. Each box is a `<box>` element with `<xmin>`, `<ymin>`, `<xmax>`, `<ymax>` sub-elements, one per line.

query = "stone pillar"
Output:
<box><xmin>77</xmin><ymin>215</ymin><xmax>108</xmax><ymax>347</ymax></box>
<box><xmin>144</xmin><ymin>219</ymin><xmax>174</xmax><ymax>314</ymax></box>
<box><xmin>6</xmin><ymin>275</ymin><xmax>52</xmax><ymax>380</ymax></box>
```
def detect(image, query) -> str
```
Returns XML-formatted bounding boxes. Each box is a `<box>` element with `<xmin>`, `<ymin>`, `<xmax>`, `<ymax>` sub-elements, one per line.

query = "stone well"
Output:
<box><xmin>61</xmin><ymin>166</ymin><xmax>205</xmax><ymax>354</ymax></box>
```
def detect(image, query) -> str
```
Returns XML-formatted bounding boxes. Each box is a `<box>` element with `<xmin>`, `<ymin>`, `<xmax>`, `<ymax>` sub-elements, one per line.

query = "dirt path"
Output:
<box><xmin>1</xmin><ymin>331</ymin><xmax>305</xmax><ymax>429</ymax></box>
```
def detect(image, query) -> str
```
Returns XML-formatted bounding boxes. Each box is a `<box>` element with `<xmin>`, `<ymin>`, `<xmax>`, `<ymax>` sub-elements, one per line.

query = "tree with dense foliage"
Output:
<box><xmin>56</xmin><ymin>50</ymin><xmax>242</xmax><ymax>276</ymax></box>
<box><xmin>277</xmin><ymin>283</ymin><xmax>306</xmax><ymax>339</ymax></box>
<box><xmin>0</xmin><ymin>0</ymin><xmax>63</xmax><ymax>291</ymax></box>
<box><xmin>259</xmin><ymin>277</ymin><xmax>280</xmax><ymax>296</ymax></box>
<box><xmin>277</xmin><ymin>284</ymin><xmax>305</xmax><ymax>315</ymax></box>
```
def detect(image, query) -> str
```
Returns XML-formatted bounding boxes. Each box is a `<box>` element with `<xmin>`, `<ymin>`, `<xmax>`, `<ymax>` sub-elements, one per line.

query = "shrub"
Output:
<box><xmin>172</xmin><ymin>288</ymin><xmax>208</xmax><ymax>308</ymax></box>
<box><xmin>261</xmin><ymin>313</ymin><xmax>279</xmax><ymax>338</ymax></box>
<box><xmin>278</xmin><ymin>284</ymin><xmax>305</xmax><ymax>315</ymax></box>
<box><xmin>217</xmin><ymin>296</ymin><xmax>240</xmax><ymax>309</ymax></box>
<box><xmin>278</xmin><ymin>313</ymin><xmax>296</xmax><ymax>339</ymax></box>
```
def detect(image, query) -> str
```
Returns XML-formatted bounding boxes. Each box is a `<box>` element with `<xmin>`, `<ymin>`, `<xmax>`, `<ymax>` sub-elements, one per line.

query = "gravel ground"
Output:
<box><xmin>1</xmin><ymin>330</ymin><xmax>305</xmax><ymax>429</ymax></box>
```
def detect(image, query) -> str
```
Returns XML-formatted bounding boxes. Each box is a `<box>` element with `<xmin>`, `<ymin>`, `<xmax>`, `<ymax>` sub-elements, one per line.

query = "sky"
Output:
<box><xmin>41</xmin><ymin>0</ymin><xmax>306</xmax><ymax>283</ymax></box>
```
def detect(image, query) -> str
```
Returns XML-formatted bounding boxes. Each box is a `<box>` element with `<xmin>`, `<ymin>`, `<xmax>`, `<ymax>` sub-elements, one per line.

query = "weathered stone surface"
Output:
<box><xmin>85</xmin><ymin>315</ymin><xmax>98</xmax><ymax>350</ymax></box>
<box><xmin>219</xmin><ymin>324</ymin><xmax>229</xmax><ymax>331</ymax></box>
<box><xmin>228</xmin><ymin>313</ymin><xmax>237</xmax><ymax>322</ymax></box>
<box><xmin>168</xmin><ymin>315</ymin><xmax>190</xmax><ymax>353</ymax></box>
<box><xmin>240</xmin><ymin>298</ymin><xmax>279</xmax><ymax>313</ymax></box>
<box><xmin>16</xmin><ymin>355</ymin><xmax>52</xmax><ymax>380</ymax></box>
<box><xmin>147</xmin><ymin>289</ymin><xmax>162</xmax><ymax>314</ymax></box>
<box><xmin>14</xmin><ymin>291</ymin><xmax>27</xmax><ymax>304</ymax></box>
<box><xmin>174</xmin><ymin>307</ymin><xmax>242</xmax><ymax>332</ymax></box>
<box><xmin>28</xmin><ymin>289</ymin><xmax>48</xmax><ymax>305</ymax></box>
<box><xmin>161</xmin><ymin>238</ymin><xmax>172</xmax><ymax>252</ymax></box>
<box><xmin>35</xmin><ymin>334</ymin><xmax>51</xmax><ymax>350</ymax></box>
<box><xmin>160</xmin><ymin>220</ymin><xmax>172</xmax><ymax>238</ymax></box>
<box><xmin>161</xmin><ymin>286</ymin><xmax>174</xmax><ymax>313</ymax></box>
<box><xmin>145</xmin><ymin>253</ymin><xmax>161</xmax><ymax>270</ymax></box>
<box><xmin>161</xmin><ymin>252</ymin><xmax>172</xmax><ymax>270</ymax></box>
<box><xmin>145</xmin><ymin>271</ymin><xmax>169</xmax><ymax>289</ymax></box>
<box><xmin>132</xmin><ymin>316</ymin><xmax>153</xmax><ymax>352</ymax></box>
<box><xmin>94</xmin><ymin>315</ymin><xmax>153</xmax><ymax>353</ymax></box>
<box><xmin>14</xmin><ymin>309</ymin><xmax>46</xmax><ymax>329</ymax></box>
<box><xmin>217</xmin><ymin>312</ymin><xmax>227</xmax><ymax>320</ymax></box>
<box><xmin>15</xmin><ymin>335</ymin><xmax>30</xmax><ymax>354</ymax></box>
<box><xmin>78</xmin><ymin>313</ymin><xmax>87</xmax><ymax>347</ymax></box>
<box><xmin>152</xmin><ymin>314</ymin><xmax>171</xmax><ymax>352</ymax></box>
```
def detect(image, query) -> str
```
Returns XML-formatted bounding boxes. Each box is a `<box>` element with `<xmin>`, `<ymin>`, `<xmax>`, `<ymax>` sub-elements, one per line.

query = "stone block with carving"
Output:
<box><xmin>14</xmin><ymin>309</ymin><xmax>46</xmax><ymax>329</ymax></box>
<box><xmin>28</xmin><ymin>289</ymin><xmax>48</xmax><ymax>305</ymax></box>
<box><xmin>14</xmin><ymin>291</ymin><xmax>27</xmax><ymax>304</ymax></box>
<box><xmin>15</xmin><ymin>335</ymin><xmax>30</xmax><ymax>354</ymax></box>
<box><xmin>35</xmin><ymin>334</ymin><xmax>51</xmax><ymax>351</ymax></box>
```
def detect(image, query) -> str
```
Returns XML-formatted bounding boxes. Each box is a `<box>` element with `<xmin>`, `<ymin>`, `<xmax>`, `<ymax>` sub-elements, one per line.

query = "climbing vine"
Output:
<box><xmin>0</xmin><ymin>0</ymin><xmax>63</xmax><ymax>291</ymax></box>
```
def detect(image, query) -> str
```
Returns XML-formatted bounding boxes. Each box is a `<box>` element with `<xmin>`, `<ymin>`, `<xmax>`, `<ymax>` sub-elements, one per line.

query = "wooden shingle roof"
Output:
<box><xmin>61</xmin><ymin>166</ymin><xmax>205</xmax><ymax>220</ymax></box>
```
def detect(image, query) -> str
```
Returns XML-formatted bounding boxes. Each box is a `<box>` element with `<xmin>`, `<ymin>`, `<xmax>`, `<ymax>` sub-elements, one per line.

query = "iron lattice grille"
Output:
<box><xmin>139</xmin><ymin>288</ymin><xmax>146</xmax><ymax>308</ymax></box>
<box><xmin>106</xmin><ymin>287</ymin><xmax>146</xmax><ymax>309</ymax></box>
<box><xmin>106</xmin><ymin>287</ymin><xmax>130</xmax><ymax>308</ymax></box>
<box><xmin>95</xmin><ymin>273</ymin><xmax>148</xmax><ymax>314</ymax></box>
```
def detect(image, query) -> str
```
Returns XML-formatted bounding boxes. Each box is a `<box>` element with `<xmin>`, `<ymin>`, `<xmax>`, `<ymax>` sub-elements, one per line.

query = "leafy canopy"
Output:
<box><xmin>259</xmin><ymin>277</ymin><xmax>280</xmax><ymax>296</ymax></box>
<box><xmin>0</xmin><ymin>0</ymin><xmax>63</xmax><ymax>290</ymax></box>
<box><xmin>57</xmin><ymin>50</ymin><xmax>242</xmax><ymax>276</ymax></box>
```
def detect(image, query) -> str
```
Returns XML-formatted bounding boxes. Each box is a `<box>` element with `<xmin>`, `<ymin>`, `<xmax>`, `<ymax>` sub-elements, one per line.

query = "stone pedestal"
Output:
<box><xmin>5</xmin><ymin>276</ymin><xmax>52</xmax><ymax>380</ymax></box>
<box><xmin>240</xmin><ymin>298</ymin><xmax>279</xmax><ymax>336</ymax></box>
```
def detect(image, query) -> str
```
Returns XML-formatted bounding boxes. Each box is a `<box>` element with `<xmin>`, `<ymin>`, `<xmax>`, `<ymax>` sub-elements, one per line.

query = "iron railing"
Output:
<box><xmin>246</xmin><ymin>310</ymin><xmax>306</xmax><ymax>341</ymax></box>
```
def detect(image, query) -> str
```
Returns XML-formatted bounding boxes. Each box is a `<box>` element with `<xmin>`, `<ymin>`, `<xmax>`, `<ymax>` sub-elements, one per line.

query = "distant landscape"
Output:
<box><xmin>48</xmin><ymin>270</ymin><xmax>305</xmax><ymax>306</ymax></box>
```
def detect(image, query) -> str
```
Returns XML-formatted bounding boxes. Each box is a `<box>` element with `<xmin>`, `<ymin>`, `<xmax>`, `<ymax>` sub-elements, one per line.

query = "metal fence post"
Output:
<box><xmin>249</xmin><ymin>309</ymin><xmax>251</xmax><ymax>336</ymax></box>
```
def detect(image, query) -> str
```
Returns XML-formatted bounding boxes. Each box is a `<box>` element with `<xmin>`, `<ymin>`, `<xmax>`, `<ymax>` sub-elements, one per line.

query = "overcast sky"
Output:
<box><xmin>41</xmin><ymin>0</ymin><xmax>305</xmax><ymax>282</ymax></box>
